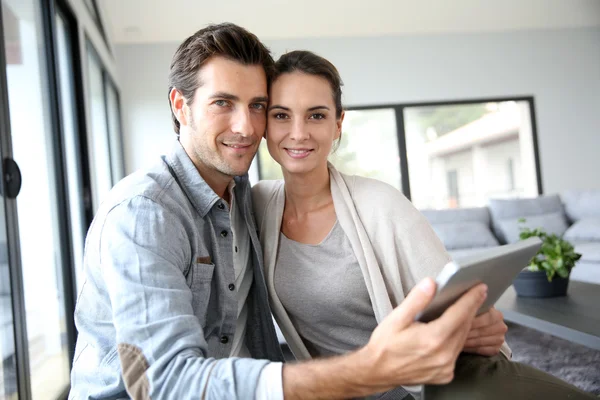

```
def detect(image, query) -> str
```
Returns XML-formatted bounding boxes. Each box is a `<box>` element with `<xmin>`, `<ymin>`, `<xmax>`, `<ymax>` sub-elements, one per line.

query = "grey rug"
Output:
<box><xmin>505</xmin><ymin>322</ymin><xmax>600</xmax><ymax>395</ymax></box>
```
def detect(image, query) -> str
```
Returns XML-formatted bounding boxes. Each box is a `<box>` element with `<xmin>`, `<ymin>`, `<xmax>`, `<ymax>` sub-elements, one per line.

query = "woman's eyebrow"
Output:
<box><xmin>268</xmin><ymin>105</ymin><xmax>290</xmax><ymax>111</ymax></box>
<box><xmin>307</xmin><ymin>106</ymin><xmax>330</xmax><ymax>111</ymax></box>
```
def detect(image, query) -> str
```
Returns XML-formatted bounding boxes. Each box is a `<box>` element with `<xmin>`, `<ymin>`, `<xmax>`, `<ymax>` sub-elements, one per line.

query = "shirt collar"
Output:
<box><xmin>164</xmin><ymin>140</ymin><xmax>249</xmax><ymax>218</ymax></box>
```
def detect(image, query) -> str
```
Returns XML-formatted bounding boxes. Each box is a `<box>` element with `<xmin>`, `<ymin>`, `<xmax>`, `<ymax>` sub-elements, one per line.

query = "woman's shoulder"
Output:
<box><xmin>251</xmin><ymin>179</ymin><xmax>285</xmax><ymax>223</ymax></box>
<box><xmin>338</xmin><ymin>172</ymin><xmax>413</xmax><ymax>211</ymax></box>
<box><xmin>251</xmin><ymin>179</ymin><xmax>284</xmax><ymax>202</ymax></box>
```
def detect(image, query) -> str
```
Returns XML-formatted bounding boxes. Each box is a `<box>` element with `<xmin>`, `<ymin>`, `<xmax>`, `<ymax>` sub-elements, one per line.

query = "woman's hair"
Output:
<box><xmin>168</xmin><ymin>23</ymin><xmax>274</xmax><ymax>134</ymax></box>
<box><xmin>272</xmin><ymin>50</ymin><xmax>344</xmax><ymax>119</ymax></box>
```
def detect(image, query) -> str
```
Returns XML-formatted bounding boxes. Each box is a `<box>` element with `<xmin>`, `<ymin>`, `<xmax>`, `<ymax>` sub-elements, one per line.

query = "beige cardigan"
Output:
<box><xmin>252</xmin><ymin>164</ymin><xmax>511</xmax><ymax>360</ymax></box>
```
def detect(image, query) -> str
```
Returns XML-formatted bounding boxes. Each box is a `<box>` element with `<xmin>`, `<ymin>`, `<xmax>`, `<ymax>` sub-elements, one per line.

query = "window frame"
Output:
<box><xmin>257</xmin><ymin>96</ymin><xmax>543</xmax><ymax>202</ymax></box>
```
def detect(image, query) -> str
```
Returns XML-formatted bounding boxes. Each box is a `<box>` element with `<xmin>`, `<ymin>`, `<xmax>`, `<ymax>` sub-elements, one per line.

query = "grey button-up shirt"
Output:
<box><xmin>70</xmin><ymin>140</ymin><xmax>283</xmax><ymax>399</ymax></box>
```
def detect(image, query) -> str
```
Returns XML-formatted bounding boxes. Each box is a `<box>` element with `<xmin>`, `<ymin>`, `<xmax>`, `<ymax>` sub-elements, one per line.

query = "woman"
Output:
<box><xmin>252</xmin><ymin>50</ymin><xmax>594</xmax><ymax>399</ymax></box>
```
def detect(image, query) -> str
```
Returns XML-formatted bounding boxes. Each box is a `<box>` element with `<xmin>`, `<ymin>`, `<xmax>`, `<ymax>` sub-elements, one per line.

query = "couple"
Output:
<box><xmin>69</xmin><ymin>23</ymin><xmax>593</xmax><ymax>399</ymax></box>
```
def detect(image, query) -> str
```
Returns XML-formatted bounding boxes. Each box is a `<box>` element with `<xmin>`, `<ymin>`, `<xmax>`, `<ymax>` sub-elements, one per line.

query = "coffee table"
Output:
<box><xmin>495</xmin><ymin>280</ymin><xmax>600</xmax><ymax>351</ymax></box>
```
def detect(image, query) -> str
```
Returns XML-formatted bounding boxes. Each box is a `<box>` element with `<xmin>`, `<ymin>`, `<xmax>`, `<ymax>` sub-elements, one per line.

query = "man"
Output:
<box><xmin>67</xmin><ymin>23</ymin><xmax>497</xmax><ymax>399</ymax></box>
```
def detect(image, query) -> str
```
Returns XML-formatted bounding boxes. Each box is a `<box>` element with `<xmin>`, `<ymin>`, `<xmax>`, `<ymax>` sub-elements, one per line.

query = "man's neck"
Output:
<box><xmin>194</xmin><ymin>159</ymin><xmax>234</xmax><ymax>202</ymax></box>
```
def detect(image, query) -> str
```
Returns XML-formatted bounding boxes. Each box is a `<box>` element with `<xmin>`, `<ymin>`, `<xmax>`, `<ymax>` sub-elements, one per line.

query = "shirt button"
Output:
<box><xmin>217</xmin><ymin>203</ymin><xmax>225</xmax><ymax>210</ymax></box>
<box><xmin>234</xmin><ymin>246</ymin><xmax>238</xmax><ymax>253</ymax></box>
<box><xmin>220</xmin><ymin>335</ymin><xmax>229</xmax><ymax>344</ymax></box>
<box><xmin>228</xmin><ymin>283</ymin><xmax>235</xmax><ymax>291</ymax></box>
<box><xmin>220</xmin><ymin>230</ymin><xmax>228</xmax><ymax>238</ymax></box>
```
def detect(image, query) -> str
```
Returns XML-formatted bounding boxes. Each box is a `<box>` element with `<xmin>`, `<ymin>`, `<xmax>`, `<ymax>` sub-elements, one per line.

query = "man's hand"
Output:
<box><xmin>355</xmin><ymin>278</ymin><xmax>488</xmax><ymax>390</ymax></box>
<box><xmin>282</xmin><ymin>279</ymin><xmax>488</xmax><ymax>399</ymax></box>
<box><xmin>463</xmin><ymin>307</ymin><xmax>508</xmax><ymax>356</ymax></box>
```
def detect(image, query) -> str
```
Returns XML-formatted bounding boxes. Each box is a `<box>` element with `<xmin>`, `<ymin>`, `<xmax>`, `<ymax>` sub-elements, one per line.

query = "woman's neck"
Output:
<box><xmin>283</xmin><ymin>165</ymin><xmax>332</xmax><ymax>217</ymax></box>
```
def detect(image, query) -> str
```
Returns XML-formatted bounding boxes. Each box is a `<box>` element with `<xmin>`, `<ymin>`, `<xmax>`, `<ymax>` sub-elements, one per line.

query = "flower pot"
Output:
<box><xmin>513</xmin><ymin>270</ymin><xmax>569</xmax><ymax>298</ymax></box>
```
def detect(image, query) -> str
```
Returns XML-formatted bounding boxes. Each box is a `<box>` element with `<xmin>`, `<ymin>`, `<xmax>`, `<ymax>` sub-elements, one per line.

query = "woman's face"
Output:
<box><xmin>266</xmin><ymin>72</ymin><xmax>343</xmax><ymax>176</ymax></box>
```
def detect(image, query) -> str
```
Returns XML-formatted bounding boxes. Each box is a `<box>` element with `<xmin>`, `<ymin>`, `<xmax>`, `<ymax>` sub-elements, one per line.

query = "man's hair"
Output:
<box><xmin>272</xmin><ymin>50</ymin><xmax>344</xmax><ymax>119</ymax></box>
<box><xmin>168</xmin><ymin>23</ymin><xmax>274</xmax><ymax>134</ymax></box>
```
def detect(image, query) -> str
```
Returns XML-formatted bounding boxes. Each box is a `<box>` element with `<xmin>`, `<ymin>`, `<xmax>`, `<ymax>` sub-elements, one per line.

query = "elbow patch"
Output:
<box><xmin>118</xmin><ymin>343</ymin><xmax>150</xmax><ymax>399</ymax></box>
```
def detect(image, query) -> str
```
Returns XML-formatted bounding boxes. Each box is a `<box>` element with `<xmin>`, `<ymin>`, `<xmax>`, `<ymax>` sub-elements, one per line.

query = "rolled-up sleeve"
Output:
<box><xmin>99</xmin><ymin>196</ymin><xmax>270</xmax><ymax>399</ymax></box>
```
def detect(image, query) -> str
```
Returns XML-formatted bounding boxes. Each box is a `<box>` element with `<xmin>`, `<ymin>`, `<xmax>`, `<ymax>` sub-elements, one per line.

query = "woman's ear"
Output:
<box><xmin>335</xmin><ymin>110</ymin><xmax>345</xmax><ymax>140</ymax></box>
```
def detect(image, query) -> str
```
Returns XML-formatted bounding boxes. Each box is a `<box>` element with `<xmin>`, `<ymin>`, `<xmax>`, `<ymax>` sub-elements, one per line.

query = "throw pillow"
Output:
<box><xmin>432</xmin><ymin>222</ymin><xmax>499</xmax><ymax>250</ymax></box>
<box><xmin>563</xmin><ymin>218</ymin><xmax>600</xmax><ymax>242</ymax></box>
<box><xmin>496</xmin><ymin>211</ymin><xmax>569</xmax><ymax>244</ymax></box>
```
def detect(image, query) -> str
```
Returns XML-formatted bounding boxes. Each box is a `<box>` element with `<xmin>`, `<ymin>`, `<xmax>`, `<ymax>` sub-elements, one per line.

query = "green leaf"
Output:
<box><xmin>556</xmin><ymin>266</ymin><xmax>569</xmax><ymax>278</ymax></box>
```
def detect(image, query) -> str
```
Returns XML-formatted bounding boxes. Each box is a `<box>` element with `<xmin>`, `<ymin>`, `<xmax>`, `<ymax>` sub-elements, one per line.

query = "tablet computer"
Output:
<box><xmin>416</xmin><ymin>236</ymin><xmax>543</xmax><ymax>323</ymax></box>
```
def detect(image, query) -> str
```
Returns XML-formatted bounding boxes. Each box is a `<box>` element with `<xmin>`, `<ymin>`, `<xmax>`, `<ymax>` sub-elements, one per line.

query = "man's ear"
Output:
<box><xmin>170</xmin><ymin>88</ymin><xmax>189</xmax><ymax>127</ymax></box>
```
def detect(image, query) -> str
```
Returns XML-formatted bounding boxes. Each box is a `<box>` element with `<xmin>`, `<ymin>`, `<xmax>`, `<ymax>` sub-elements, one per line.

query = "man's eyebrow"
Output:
<box><xmin>208</xmin><ymin>92</ymin><xmax>268</xmax><ymax>104</ymax></box>
<box><xmin>268</xmin><ymin>105</ymin><xmax>290</xmax><ymax>111</ymax></box>
<box><xmin>209</xmin><ymin>92</ymin><xmax>239</xmax><ymax>101</ymax></box>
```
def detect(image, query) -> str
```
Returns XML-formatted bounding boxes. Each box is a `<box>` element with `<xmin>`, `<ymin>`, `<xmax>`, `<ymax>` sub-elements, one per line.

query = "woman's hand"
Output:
<box><xmin>463</xmin><ymin>307</ymin><xmax>508</xmax><ymax>356</ymax></box>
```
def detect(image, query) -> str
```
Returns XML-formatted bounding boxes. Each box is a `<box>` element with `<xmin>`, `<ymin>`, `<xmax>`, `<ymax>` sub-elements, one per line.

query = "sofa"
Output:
<box><xmin>420</xmin><ymin>190</ymin><xmax>600</xmax><ymax>284</ymax></box>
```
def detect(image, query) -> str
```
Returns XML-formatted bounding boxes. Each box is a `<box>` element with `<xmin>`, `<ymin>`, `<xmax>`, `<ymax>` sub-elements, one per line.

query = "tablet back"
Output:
<box><xmin>417</xmin><ymin>237</ymin><xmax>542</xmax><ymax>322</ymax></box>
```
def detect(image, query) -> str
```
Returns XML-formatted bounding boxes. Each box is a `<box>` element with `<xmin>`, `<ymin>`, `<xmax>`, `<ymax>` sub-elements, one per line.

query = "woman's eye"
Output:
<box><xmin>273</xmin><ymin>113</ymin><xmax>288</xmax><ymax>120</ymax></box>
<box><xmin>310</xmin><ymin>113</ymin><xmax>325</xmax><ymax>120</ymax></box>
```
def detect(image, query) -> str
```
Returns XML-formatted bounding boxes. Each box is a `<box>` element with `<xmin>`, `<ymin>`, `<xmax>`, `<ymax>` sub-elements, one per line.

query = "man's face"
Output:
<box><xmin>175</xmin><ymin>56</ymin><xmax>268</xmax><ymax>179</ymax></box>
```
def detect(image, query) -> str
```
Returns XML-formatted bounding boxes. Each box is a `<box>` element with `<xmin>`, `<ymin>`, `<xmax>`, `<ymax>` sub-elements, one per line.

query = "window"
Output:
<box><xmin>257</xmin><ymin>108</ymin><xmax>403</xmax><ymax>191</ymax></box>
<box><xmin>83</xmin><ymin>0</ymin><xmax>107</xmax><ymax>46</ymax></box>
<box><xmin>446</xmin><ymin>169</ymin><xmax>459</xmax><ymax>208</ymax></box>
<box><xmin>87</xmin><ymin>43</ymin><xmax>114</xmax><ymax>208</ymax></box>
<box><xmin>56</xmin><ymin>11</ymin><xmax>87</xmax><ymax>294</ymax></box>
<box><xmin>2</xmin><ymin>0</ymin><xmax>70</xmax><ymax>397</ymax></box>
<box><xmin>404</xmin><ymin>100</ymin><xmax>540</xmax><ymax>209</ymax></box>
<box><xmin>105</xmin><ymin>78</ymin><xmax>125</xmax><ymax>182</ymax></box>
<box><xmin>0</xmin><ymin>195</ymin><xmax>17</xmax><ymax>400</ymax></box>
<box><xmin>257</xmin><ymin>97</ymin><xmax>542</xmax><ymax>211</ymax></box>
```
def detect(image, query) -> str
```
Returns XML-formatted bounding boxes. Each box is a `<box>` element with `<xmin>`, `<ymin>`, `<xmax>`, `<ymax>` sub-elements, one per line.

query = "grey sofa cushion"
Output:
<box><xmin>561</xmin><ymin>190</ymin><xmax>600</xmax><ymax>222</ymax></box>
<box><xmin>432</xmin><ymin>222</ymin><xmax>499</xmax><ymax>250</ymax></box>
<box><xmin>488</xmin><ymin>195</ymin><xmax>569</xmax><ymax>244</ymax></box>
<box><xmin>449</xmin><ymin>247</ymin><xmax>497</xmax><ymax>262</ymax></box>
<box><xmin>421</xmin><ymin>207</ymin><xmax>491</xmax><ymax>225</ymax></box>
<box><xmin>564</xmin><ymin>218</ymin><xmax>600</xmax><ymax>243</ymax></box>
<box><xmin>573</xmin><ymin>242</ymin><xmax>600</xmax><ymax>263</ymax></box>
<box><xmin>496</xmin><ymin>211</ymin><xmax>569</xmax><ymax>244</ymax></box>
<box><xmin>421</xmin><ymin>207</ymin><xmax>498</xmax><ymax>250</ymax></box>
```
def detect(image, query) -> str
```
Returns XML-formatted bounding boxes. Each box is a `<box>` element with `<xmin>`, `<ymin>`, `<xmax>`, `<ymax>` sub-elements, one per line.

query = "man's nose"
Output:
<box><xmin>231</xmin><ymin>108</ymin><xmax>254</xmax><ymax>137</ymax></box>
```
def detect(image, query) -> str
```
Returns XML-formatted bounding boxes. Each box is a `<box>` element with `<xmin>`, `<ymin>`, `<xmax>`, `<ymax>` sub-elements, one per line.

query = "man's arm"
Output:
<box><xmin>100</xmin><ymin>197</ymin><xmax>269</xmax><ymax>399</ymax></box>
<box><xmin>281</xmin><ymin>278</ymin><xmax>488</xmax><ymax>399</ymax></box>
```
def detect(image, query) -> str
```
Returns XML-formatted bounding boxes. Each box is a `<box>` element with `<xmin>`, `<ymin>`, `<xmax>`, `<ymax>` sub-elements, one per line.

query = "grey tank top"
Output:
<box><xmin>274</xmin><ymin>220</ymin><xmax>378</xmax><ymax>357</ymax></box>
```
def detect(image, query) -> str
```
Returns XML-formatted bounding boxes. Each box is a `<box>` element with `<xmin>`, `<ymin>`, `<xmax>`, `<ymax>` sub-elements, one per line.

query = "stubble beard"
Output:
<box><xmin>188</xmin><ymin>116</ymin><xmax>252</xmax><ymax>178</ymax></box>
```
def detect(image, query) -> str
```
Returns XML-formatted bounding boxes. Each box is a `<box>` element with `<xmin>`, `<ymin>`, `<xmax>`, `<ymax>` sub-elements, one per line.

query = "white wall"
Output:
<box><xmin>116</xmin><ymin>28</ymin><xmax>600</xmax><ymax>194</ymax></box>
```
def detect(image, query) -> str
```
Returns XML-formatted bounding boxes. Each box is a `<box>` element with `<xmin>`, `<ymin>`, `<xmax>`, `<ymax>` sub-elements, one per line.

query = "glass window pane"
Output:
<box><xmin>258</xmin><ymin>108</ymin><xmax>402</xmax><ymax>191</ymax></box>
<box><xmin>56</xmin><ymin>14</ymin><xmax>85</xmax><ymax>293</ymax></box>
<box><xmin>2</xmin><ymin>0</ymin><xmax>70</xmax><ymax>397</ymax></box>
<box><xmin>105</xmin><ymin>80</ymin><xmax>124</xmax><ymax>182</ymax></box>
<box><xmin>0</xmin><ymin>190</ymin><xmax>18</xmax><ymax>399</ymax></box>
<box><xmin>331</xmin><ymin>109</ymin><xmax>401</xmax><ymax>190</ymax></box>
<box><xmin>404</xmin><ymin>101</ymin><xmax>539</xmax><ymax>209</ymax></box>
<box><xmin>87</xmin><ymin>45</ymin><xmax>113</xmax><ymax>208</ymax></box>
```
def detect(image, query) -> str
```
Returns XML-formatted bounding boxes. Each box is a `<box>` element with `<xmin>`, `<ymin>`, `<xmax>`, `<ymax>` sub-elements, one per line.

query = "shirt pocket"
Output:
<box><xmin>188</xmin><ymin>259</ymin><xmax>215</xmax><ymax>327</ymax></box>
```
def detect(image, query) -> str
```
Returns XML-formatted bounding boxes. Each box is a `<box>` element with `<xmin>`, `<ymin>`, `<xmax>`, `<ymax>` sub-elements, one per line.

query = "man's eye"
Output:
<box><xmin>215</xmin><ymin>100</ymin><xmax>230</xmax><ymax>107</ymax></box>
<box><xmin>310</xmin><ymin>113</ymin><xmax>325</xmax><ymax>120</ymax></box>
<box><xmin>251</xmin><ymin>103</ymin><xmax>266</xmax><ymax>111</ymax></box>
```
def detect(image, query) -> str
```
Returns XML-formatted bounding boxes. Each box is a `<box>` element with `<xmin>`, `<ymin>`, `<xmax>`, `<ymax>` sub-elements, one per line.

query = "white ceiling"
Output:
<box><xmin>101</xmin><ymin>0</ymin><xmax>600</xmax><ymax>44</ymax></box>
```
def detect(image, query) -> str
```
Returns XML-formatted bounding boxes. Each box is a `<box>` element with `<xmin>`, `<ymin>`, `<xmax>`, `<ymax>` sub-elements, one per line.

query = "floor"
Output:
<box><xmin>505</xmin><ymin>322</ymin><xmax>600</xmax><ymax>395</ymax></box>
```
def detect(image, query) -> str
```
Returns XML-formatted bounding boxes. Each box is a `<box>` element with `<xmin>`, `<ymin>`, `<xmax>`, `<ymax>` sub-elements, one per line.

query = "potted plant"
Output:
<box><xmin>513</xmin><ymin>219</ymin><xmax>582</xmax><ymax>297</ymax></box>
